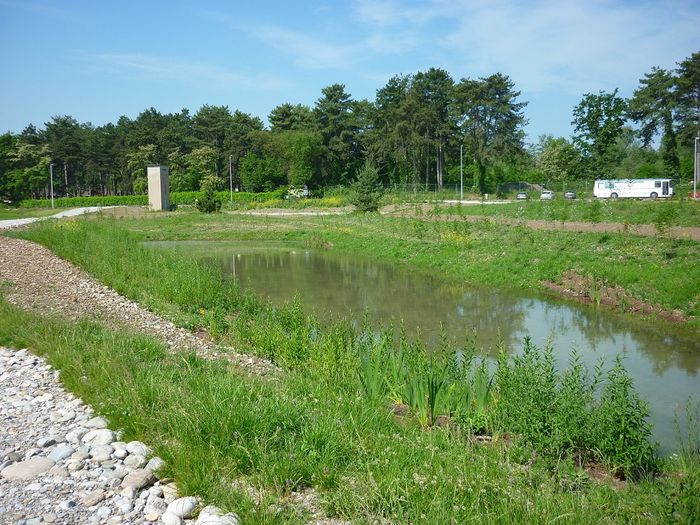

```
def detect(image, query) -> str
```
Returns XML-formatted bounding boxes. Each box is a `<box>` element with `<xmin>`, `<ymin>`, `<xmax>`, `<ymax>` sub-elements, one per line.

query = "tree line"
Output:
<box><xmin>1</xmin><ymin>52</ymin><xmax>698</xmax><ymax>202</ymax></box>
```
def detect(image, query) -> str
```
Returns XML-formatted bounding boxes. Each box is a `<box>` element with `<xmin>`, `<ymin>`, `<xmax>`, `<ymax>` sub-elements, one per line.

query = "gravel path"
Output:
<box><xmin>0</xmin><ymin>347</ymin><xmax>237</xmax><ymax>525</ymax></box>
<box><xmin>0</xmin><ymin>236</ymin><xmax>277</xmax><ymax>378</ymax></box>
<box><xmin>0</xmin><ymin>208</ymin><xmax>113</xmax><ymax>231</ymax></box>
<box><xmin>0</xmin><ymin>235</ymin><xmax>349</xmax><ymax>524</ymax></box>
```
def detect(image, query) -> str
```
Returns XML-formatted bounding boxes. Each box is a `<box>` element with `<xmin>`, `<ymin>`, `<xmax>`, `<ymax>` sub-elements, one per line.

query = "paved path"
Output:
<box><xmin>0</xmin><ymin>207</ymin><xmax>111</xmax><ymax>230</ymax></box>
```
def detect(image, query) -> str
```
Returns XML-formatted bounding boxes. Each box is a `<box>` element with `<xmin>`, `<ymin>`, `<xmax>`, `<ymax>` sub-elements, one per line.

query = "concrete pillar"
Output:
<box><xmin>147</xmin><ymin>166</ymin><xmax>169</xmax><ymax>211</ymax></box>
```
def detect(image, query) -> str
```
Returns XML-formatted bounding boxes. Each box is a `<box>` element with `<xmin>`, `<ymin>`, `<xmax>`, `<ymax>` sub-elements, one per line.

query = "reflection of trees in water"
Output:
<box><xmin>211</xmin><ymin>248</ymin><xmax>527</xmax><ymax>354</ymax></box>
<box><xmin>207</xmin><ymin>245</ymin><xmax>699</xmax><ymax>377</ymax></box>
<box><xmin>534</xmin><ymin>296</ymin><xmax>700</xmax><ymax>377</ymax></box>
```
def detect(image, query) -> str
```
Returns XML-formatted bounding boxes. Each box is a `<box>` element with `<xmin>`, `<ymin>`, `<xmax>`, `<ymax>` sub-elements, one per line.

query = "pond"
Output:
<box><xmin>149</xmin><ymin>240</ymin><xmax>700</xmax><ymax>452</ymax></box>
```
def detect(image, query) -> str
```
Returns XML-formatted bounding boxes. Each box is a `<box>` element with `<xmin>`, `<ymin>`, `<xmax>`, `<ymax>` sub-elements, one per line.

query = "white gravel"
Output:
<box><xmin>0</xmin><ymin>347</ymin><xmax>240</xmax><ymax>525</ymax></box>
<box><xmin>0</xmin><ymin>235</ymin><xmax>278</xmax><ymax>378</ymax></box>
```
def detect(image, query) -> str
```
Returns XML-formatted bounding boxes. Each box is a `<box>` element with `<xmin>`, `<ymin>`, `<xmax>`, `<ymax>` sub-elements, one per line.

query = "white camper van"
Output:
<box><xmin>593</xmin><ymin>179</ymin><xmax>673</xmax><ymax>199</ymax></box>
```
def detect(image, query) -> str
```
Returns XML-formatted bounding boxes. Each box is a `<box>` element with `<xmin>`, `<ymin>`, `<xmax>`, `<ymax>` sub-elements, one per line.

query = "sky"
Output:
<box><xmin>1</xmin><ymin>0</ymin><xmax>698</xmax><ymax>143</ymax></box>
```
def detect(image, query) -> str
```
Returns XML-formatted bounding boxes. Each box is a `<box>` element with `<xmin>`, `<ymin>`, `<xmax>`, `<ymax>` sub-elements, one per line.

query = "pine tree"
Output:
<box><xmin>351</xmin><ymin>161</ymin><xmax>383</xmax><ymax>212</ymax></box>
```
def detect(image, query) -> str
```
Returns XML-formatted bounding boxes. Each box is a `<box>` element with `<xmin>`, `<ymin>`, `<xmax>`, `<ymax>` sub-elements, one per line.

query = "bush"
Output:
<box><xmin>350</xmin><ymin>161</ymin><xmax>383</xmax><ymax>212</ymax></box>
<box><xmin>19</xmin><ymin>189</ymin><xmax>288</xmax><ymax>209</ymax></box>
<box><xmin>195</xmin><ymin>176</ymin><xmax>222</xmax><ymax>213</ymax></box>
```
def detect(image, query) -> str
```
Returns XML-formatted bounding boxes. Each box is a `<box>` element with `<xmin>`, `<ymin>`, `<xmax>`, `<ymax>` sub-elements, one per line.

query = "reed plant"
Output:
<box><xmin>5</xmin><ymin>216</ymin><xmax>697</xmax><ymax>520</ymax></box>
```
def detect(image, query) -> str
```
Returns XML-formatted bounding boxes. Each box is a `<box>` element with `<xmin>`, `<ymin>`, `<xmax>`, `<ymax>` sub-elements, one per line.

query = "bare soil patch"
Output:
<box><xmin>541</xmin><ymin>270</ymin><xmax>688</xmax><ymax>323</ymax></box>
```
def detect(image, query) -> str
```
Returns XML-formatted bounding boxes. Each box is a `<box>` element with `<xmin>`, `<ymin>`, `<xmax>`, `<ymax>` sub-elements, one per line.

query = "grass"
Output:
<box><xmin>0</xmin><ymin>207</ymin><xmax>59</xmax><ymax>220</ymax></box>
<box><xmin>435</xmin><ymin>197</ymin><xmax>700</xmax><ymax>227</ymax></box>
<box><xmin>83</xmin><ymin>210</ymin><xmax>700</xmax><ymax>324</ymax></box>
<box><xmin>3</xmin><ymin>215</ymin><xmax>699</xmax><ymax>521</ymax></box>
<box><xmin>1</xmin><ymin>265</ymin><xmax>699</xmax><ymax>523</ymax></box>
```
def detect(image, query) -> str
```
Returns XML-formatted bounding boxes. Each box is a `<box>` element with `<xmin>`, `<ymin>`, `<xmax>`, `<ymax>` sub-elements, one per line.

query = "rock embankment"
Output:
<box><xmin>0</xmin><ymin>236</ymin><xmax>277</xmax><ymax>378</ymax></box>
<box><xmin>0</xmin><ymin>346</ymin><xmax>239</xmax><ymax>525</ymax></box>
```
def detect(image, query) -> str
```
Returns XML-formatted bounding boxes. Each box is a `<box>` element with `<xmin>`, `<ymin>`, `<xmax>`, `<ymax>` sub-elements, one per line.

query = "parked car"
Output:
<box><xmin>540</xmin><ymin>190</ymin><xmax>554</xmax><ymax>200</ymax></box>
<box><xmin>516</xmin><ymin>192</ymin><xmax>528</xmax><ymax>200</ymax></box>
<box><xmin>564</xmin><ymin>191</ymin><xmax>576</xmax><ymax>199</ymax></box>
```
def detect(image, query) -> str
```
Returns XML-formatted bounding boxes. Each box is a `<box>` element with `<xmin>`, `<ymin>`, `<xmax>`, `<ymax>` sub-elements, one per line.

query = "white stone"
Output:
<box><xmin>80</xmin><ymin>489</ymin><xmax>105</xmax><ymax>507</ymax></box>
<box><xmin>167</xmin><ymin>496</ymin><xmax>197</xmax><ymax>519</ymax></box>
<box><xmin>195</xmin><ymin>505</ymin><xmax>239</xmax><ymax>525</ymax></box>
<box><xmin>65</xmin><ymin>428</ymin><xmax>88</xmax><ymax>443</ymax></box>
<box><xmin>121</xmin><ymin>486</ymin><xmax>137</xmax><ymax>499</ymax></box>
<box><xmin>124</xmin><ymin>454</ymin><xmax>147</xmax><ymax>469</ymax></box>
<box><xmin>144</xmin><ymin>494</ymin><xmax>167</xmax><ymax>516</ymax></box>
<box><xmin>37</xmin><ymin>437</ymin><xmax>56</xmax><ymax>447</ymax></box>
<box><xmin>121</xmin><ymin>468</ymin><xmax>155</xmax><ymax>490</ymax></box>
<box><xmin>89</xmin><ymin>444</ymin><xmax>114</xmax><ymax>462</ymax></box>
<box><xmin>82</xmin><ymin>429</ymin><xmax>115</xmax><ymax>446</ymax></box>
<box><xmin>125</xmin><ymin>441</ymin><xmax>151</xmax><ymax>457</ymax></box>
<box><xmin>145</xmin><ymin>456</ymin><xmax>165</xmax><ymax>473</ymax></box>
<box><xmin>85</xmin><ymin>416</ymin><xmax>109</xmax><ymax>429</ymax></box>
<box><xmin>1</xmin><ymin>456</ymin><xmax>55</xmax><ymax>480</ymax></box>
<box><xmin>113</xmin><ymin>448</ymin><xmax>128</xmax><ymax>460</ymax></box>
<box><xmin>48</xmin><ymin>445</ymin><xmax>75</xmax><ymax>462</ymax></box>
<box><xmin>160</xmin><ymin>511</ymin><xmax>182</xmax><ymax>525</ymax></box>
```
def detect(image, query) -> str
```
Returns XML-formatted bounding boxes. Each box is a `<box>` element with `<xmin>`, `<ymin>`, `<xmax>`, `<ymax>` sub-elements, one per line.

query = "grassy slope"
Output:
<box><xmin>5</xmin><ymin>300</ymin><xmax>690</xmax><ymax>524</ymax></box>
<box><xmin>434</xmin><ymin>198</ymin><xmax>700</xmax><ymax>227</ymax></box>
<box><xmin>3</xmin><ymin>217</ymin><xmax>699</xmax><ymax>522</ymax></box>
<box><xmin>115</xmin><ymin>211</ymin><xmax>700</xmax><ymax>323</ymax></box>
<box><xmin>0</xmin><ymin>207</ymin><xmax>58</xmax><ymax>220</ymax></box>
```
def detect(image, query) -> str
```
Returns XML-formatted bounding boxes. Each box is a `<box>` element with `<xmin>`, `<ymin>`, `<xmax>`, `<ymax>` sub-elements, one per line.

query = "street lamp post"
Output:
<box><xmin>49</xmin><ymin>163</ymin><xmax>55</xmax><ymax>209</ymax></box>
<box><xmin>460</xmin><ymin>144</ymin><xmax>463</xmax><ymax>201</ymax></box>
<box><xmin>229</xmin><ymin>154</ymin><xmax>233</xmax><ymax>204</ymax></box>
<box><xmin>694</xmin><ymin>135</ymin><xmax>699</xmax><ymax>200</ymax></box>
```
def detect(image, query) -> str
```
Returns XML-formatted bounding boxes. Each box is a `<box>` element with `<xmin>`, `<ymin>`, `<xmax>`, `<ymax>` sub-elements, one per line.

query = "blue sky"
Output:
<box><xmin>1</xmin><ymin>0</ymin><xmax>698</xmax><ymax>143</ymax></box>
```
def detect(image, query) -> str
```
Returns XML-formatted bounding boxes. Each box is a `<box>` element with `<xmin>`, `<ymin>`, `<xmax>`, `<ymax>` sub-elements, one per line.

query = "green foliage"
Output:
<box><xmin>592</xmin><ymin>357</ymin><xmax>658</xmax><ymax>477</ymax></box>
<box><xmin>239</xmin><ymin>152</ymin><xmax>285</xmax><ymax>192</ymax></box>
<box><xmin>535</xmin><ymin>135</ymin><xmax>581</xmax><ymax>182</ymax></box>
<box><xmin>273</xmin><ymin>130</ymin><xmax>322</xmax><ymax>187</ymax></box>
<box><xmin>18</xmin><ymin>189</ymin><xmax>287</xmax><ymax>208</ymax></box>
<box><xmin>126</xmin><ymin>144</ymin><xmax>157</xmax><ymax>194</ymax></box>
<box><xmin>350</xmin><ymin>161</ymin><xmax>383</xmax><ymax>212</ymax></box>
<box><xmin>5</xmin><ymin>216</ymin><xmax>698</xmax><ymax>522</ymax></box>
<box><xmin>195</xmin><ymin>175</ymin><xmax>222</xmax><ymax>213</ymax></box>
<box><xmin>453</xmin><ymin>73</ymin><xmax>528</xmax><ymax>193</ymax></box>
<box><xmin>675</xmin><ymin>51</ymin><xmax>700</xmax><ymax>146</ymax></box>
<box><xmin>572</xmin><ymin>89</ymin><xmax>627</xmax><ymax>177</ymax></box>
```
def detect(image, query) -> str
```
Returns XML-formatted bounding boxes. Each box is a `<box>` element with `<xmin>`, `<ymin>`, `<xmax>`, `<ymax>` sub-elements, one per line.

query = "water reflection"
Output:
<box><xmin>148</xmin><ymin>240</ymin><xmax>699</xmax><ymax>451</ymax></box>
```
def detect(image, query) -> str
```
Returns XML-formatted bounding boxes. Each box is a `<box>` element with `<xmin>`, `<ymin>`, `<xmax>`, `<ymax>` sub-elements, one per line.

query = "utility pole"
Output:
<box><xmin>460</xmin><ymin>144</ymin><xmax>464</xmax><ymax>201</ymax></box>
<box><xmin>694</xmin><ymin>135</ymin><xmax>699</xmax><ymax>200</ymax></box>
<box><xmin>229</xmin><ymin>154</ymin><xmax>233</xmax><ymax>204</ymax></box>
<box><xmin>49</xmin><ymin>163</ymin><xmax>55</xmax><ymax>208</ymax></box>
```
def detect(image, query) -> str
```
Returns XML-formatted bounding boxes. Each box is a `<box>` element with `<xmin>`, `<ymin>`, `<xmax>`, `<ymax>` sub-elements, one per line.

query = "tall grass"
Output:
<box><xmin>4</xmin><ymin>217</ymin><xmax>698</xmax><ymax>520</ymax></box>
<box><xmin>440</xmin><ymin>197</ymin><xmax>700</xmax><ymax>227</ymax></box>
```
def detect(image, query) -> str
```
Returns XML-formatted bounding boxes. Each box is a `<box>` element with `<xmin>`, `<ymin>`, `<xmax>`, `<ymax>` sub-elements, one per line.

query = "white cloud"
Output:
<box><xmin>354</xmin><ymin>0</ymin><xmax>700</xmax><ymax>95</ymax></box>
<box><xmin>454</xmin><ymin>0</ymin><xmax>700</xmax><ymax>94</ymax></box>
<box><xmin>252</xmin><ymin>26</ymin><xmax>356</xmax><ymax>69</ymax></box>
<box><xmin>84</xmin><ymin>53</ymin><xmax>284</xmax><ymax>90</ymax></box>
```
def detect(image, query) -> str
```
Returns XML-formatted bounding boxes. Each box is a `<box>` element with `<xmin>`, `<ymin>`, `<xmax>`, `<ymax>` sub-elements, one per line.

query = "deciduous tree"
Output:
<box><xmin>572</xmin><ymin>90</ymin><xmax>627</xmax><ymax>177</ymax></box>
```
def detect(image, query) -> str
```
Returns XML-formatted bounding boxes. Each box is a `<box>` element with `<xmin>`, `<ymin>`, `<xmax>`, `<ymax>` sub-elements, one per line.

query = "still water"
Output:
<box><xmin>150</xmin><ymin>240</ymin><xmax>700</xmax><ymax>452</ymax></box>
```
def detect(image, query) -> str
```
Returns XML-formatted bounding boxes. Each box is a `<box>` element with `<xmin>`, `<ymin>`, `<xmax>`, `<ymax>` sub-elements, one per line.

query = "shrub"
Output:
<box><xmin>195</xmin><ymin>176</ymin><xmax>222</xmax><ymax>213</ymax></box>
<box><xmin>350</xmin><ymin>162</ymin><xmax>383</xmax><ymax>212</ymax></box>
